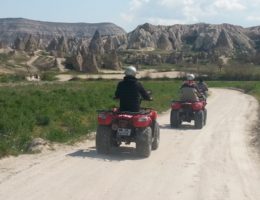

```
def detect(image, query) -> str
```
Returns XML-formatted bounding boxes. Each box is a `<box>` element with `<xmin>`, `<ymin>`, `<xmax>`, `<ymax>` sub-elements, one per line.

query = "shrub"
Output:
<box><xmin>36</xmin><ymin>115</ymin><xmax>50</xmax><ymax>126</ymax></box>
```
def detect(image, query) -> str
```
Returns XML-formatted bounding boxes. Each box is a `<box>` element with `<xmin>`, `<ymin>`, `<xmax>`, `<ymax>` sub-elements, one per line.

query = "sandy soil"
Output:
<box><xmin>0</xmin><ymin>89</ymin><xmax>260</xmax><ymax>200</ymax></box>
<box><xmin>56</xmin><ymin>58</ymin><xmax>67</xmax><ymax>72</ymax></box>
<box><xmin>26</xmin><ymin>53</ymin><xmax>39</xmax><ymax>73</ymax></box>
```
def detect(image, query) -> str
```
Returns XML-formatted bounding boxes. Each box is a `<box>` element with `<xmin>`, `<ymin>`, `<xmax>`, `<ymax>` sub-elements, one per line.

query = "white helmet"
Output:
<box><xmin>124</xmin><ymin>66</ymin><xmax>137</xmax><ymax>77</ymax></box>
<box><xmin>186</xmin><ymin>73</ymin><xmax>195</xmax><ymax>80</ymax></box>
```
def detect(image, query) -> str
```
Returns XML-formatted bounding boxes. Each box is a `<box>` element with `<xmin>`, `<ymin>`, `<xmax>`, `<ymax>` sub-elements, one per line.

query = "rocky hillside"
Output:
<box><xmin>2</xmin><ymin>18</ymin><xmax>260</xmax><ymax>72</ymax></box>
<box><xmin>127</xmin><ymin>23</ymin><xmax>257</xmax><ymax>54</ymax></box>
<box><xmin>0</xmin><ymin>18</ymin><xmax>126</xmax><ymax>44</ymax></box>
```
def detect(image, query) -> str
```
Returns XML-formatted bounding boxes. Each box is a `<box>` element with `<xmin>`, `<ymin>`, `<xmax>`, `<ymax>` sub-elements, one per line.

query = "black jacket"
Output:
<box><xmin>115</xmin><ymin>76</ymin><xmax>151</xmax><ymax>112</ymax></box>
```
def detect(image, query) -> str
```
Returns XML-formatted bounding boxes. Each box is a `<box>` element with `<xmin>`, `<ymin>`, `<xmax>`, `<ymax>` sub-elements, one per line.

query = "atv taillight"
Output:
<box><xmin>98</xmin><ymin>113</ymin><xmax>106</xmax><ymax>120</ymax></box>
<box><xmin>149</xmin><ymin>110</ymin><xmax>158</xmax><ymax>120</ymax></box>
<box><xmin>98</xmin><ymin>113</ymin><xmax>113</xmax><ymax>125</ymax></box>
<box><xmin>133</xmin><ymin>115</ymin><xmax>152</xmax><ymax>127</ymax></box>
<box><xmin>138</xmin><ymin>116</ymin><xmax>149</xmax><ymax>122</ymax></box>
<box><xmin>171</xmin><ymin>102</ymin><xmax>182</xmax><ymax>110</ymax></box>
<box><xmin>192</xmin><ymin>102</ymin><xmax>203</xmax><ymax>111</ymax></box>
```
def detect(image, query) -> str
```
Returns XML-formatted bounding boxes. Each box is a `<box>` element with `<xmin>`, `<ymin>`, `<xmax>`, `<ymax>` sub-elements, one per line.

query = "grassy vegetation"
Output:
<box><xmin>0</xmin><ymin>74</ymin><xmax>26</xmax><ymax>83</ymax></box>
<box><xmin>139</xmin><ymin>63</ymin><xmax>179</xmax><ymax>71</ymax></box>
<box><xmin>0</xmin><ymin>80</ymin><xmax>181</xmax><ymax>157</ymax></box>
<box><xmin>40</xmin><ymin>72</ymin><xmax>59</xmax><ymax>81</ymax></box>
<box><xmin>33</xmin><ymin>56</ymin><xmax>55</xmax><ymax>71</ymax></box>
<box><xmin>0</xmin><ymin>53</ymin><xmax>12</xmax><ymax>63</ymax></box>
<box><xmin>177</xmin><ymin>63</ymin><xmax>260</xmax><ymax>81</ymax></box>
<box><xmin>0</xmin><ymin>52</ymin><xmax>29</xmax><ymax>65</ymax></box>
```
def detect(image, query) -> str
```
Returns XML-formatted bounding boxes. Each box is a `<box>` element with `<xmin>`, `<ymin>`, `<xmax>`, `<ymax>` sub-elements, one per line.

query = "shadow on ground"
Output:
<box><xmin>67</xmin><ymin>146</ymin><xmax>145</xmax><ymax>161</ymax></box>
<box><xmin>160</xmin><ymin>123</ymin><xmax>196</xmax><ymax>130</ymax></box>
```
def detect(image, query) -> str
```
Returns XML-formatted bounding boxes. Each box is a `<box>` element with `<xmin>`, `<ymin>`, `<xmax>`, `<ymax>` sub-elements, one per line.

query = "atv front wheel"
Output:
<box><xmin>96</xmin><ymin>125</ymin><xmax>112</xmax><ymax>154</ymax></box>
<box><xmin>136</xmin><ymin>127</ymin><xmax>152</xmax><ymax>157</ymax></box>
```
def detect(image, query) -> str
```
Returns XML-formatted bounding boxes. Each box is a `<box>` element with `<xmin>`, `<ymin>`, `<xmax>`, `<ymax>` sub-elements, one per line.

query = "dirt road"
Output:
<box><xmin>0</xmin><ymin>89</ymin><xmax>260</xmax><ymax>200</ymax></box>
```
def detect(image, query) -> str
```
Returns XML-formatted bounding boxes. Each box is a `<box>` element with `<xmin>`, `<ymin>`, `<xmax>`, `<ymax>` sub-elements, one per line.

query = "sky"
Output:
<box><xmin>1</xmin><ymin>0</ymin><xmax>260</xmax><ymax>32</ymax></box>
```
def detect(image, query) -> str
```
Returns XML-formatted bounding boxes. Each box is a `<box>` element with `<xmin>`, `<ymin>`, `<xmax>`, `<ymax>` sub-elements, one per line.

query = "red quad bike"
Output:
<box><xmin>96</xmin><ymin>108</ymin><xmax>160</xmax><ymax>157</ymax></box>
<box><xmin>170</xmin><ymin>99</ymin><xmax>207</xmax><ymax>129</ymax></box>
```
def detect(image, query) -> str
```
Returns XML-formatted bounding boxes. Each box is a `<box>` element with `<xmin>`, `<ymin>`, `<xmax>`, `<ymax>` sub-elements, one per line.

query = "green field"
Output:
<box><xmin>0</xmin><ymin>80</ymin><xmax>181</xmax><ymax>157</ymax></box>
<box><xmin>0</xmin><ymin>80</ymin><xmax>259</xmax><ymax>158</ymax></box>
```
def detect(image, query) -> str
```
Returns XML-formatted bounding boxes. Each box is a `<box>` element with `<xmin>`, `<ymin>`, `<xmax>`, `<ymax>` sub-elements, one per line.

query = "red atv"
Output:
<box><xmin>96</xmin><ymin>108</ymin><xmax>160</xmax><ymax>157</ymax></box>
<box><xmin>170</xmin><ymin>99</ymin><xmax>207</xmax><ymax>129</ymax></box>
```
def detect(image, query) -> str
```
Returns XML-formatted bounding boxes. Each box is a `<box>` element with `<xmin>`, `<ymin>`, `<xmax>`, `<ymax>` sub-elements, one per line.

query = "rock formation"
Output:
<box><xmin>13</xmin><ymin>35</ymin><xmax>39</xmax><ymax>52</ymax></box>
<box><xmin>89</xmin><ymin>30</ymin><xmax>104</xmax><ymax>54</ymax></box>
<box><xmin>47</xmin><ymin>36</ymin><xmax>69</xmax><ymax>57</ymax></box>
<box><xmin>0</xmin><ymin>41</ymin><xmax>2</xmax><ymax>48</ymax></box>
<box><xmin>14</xmin><ymin>36</ymin><xmax>25</xmax><ymax>50</ymax></box>
<box><xmin>127</xmin><ymin>23</ymin><xmax>255</xmax><ymax>55</ymax></box>
<box><xmin>0</xmin><ymin>18</ymin><xmax>126</xmax><ymax>45</ymax></box>
<box><xmin>157</xmin><ymin>33</ymin><xmax>173</xmax><ymax>50</ymax></box>
<box><xmin>103</xmin><ymin>50</ymin><xmax>122</xmax><ymax>70</ymax></box>
<box><xmin>82</xmin><ymin>52</ymin><xmax>99</xmax><ymax>73</ymax></box>
<box><xmin>24</xmin><ymin>35</ymin><xmax>38</xmax><ymax>52</ymax></box>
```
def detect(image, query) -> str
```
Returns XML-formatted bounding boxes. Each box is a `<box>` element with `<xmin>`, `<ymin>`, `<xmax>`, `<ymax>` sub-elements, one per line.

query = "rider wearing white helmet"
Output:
<box><xmin>124</xmin><ymin>66</ymin><xmax>137</xmax><ymax>77</ymax></box>
<box><xmin>180</xmin><ymin>73</ymin><xmax>201</xmax><ymax>101</ymax></box>
<box><xmin>115</xmin><ymin>66</ymin><xmax>152</xmax><ymax>112</ymax></box>
<box><xmin>186</xmin><ymin>73</ymin><xmax>195</xmax><ymax>81</ymax></box>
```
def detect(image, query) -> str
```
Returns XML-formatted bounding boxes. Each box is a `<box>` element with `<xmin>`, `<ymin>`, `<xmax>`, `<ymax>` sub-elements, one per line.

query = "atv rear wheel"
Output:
<box><xmin>194</xmin><ymin>110</ymin><xmax>204</xmax><ymax>129</ymax></box>
<box><xmin>96</xmin><ymin>125</ymin><xmax>112</xmax><ymax>154</ymax></box>
<box><xmin>170</xmin><ymin>110</ymin><xmax>181</xmax><ymax>128</ymax></box>
<box><xmin>204</xmin><ymin>109</ymin><xmax>207</xmax><ymax>125</ymax></box>
<box><xmin>136</xmin><ymin>127</ymin><xmax>152</xmax><ymax>157</ymax></box>
<box><xmin>152</xmin><ymin>121</ymin><xmax>160</xmax><ymax>150</ymax></box>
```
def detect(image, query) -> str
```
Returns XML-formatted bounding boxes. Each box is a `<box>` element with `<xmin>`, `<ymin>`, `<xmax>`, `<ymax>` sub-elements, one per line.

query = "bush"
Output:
<box><xmin>41</xmin><ymin>72</ymin><xmax>58</xmax><ymax>81</ymax></box>
<box><xmin>0</xmin><ymin>74</ymin><xmax>25</xmax><ymax>83</ymax></box>
<box><xmin>36</xmin><ymin>115</ymin><xmax>50</xmax><ymax>126</ymax></box>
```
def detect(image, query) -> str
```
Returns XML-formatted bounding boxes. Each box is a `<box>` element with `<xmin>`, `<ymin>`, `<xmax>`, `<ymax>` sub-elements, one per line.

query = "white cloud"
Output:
<box><xmin>121</xmin><ymin>0</ymin><xmax>150</xmax><ymax>23</ymax></box>
<box><xmin>120</xmin><ymin>13</ymin><xmax>135</xmax><ymax>23</ymax></box>
<box><xmin>213</xmin><ymin>0</ymin><xmax>246</xmax><ymax>11</ymax></box>
<box><xmin>247</xmin><ymin>15</ymin><xmax>260</xmax><ymax>21</ymax></box>
<box><xmin>129</xmin><ymin>0</ymin><xmax>150</xmax><ymax>11</ymax></box>
<box><xmin>156</xmin><ymin>0</ymin><xmax>217</xmax><ymax>23</ymax></box>
<box><xmin>147</xmin><ymin>17</ymin><xmax>188</xmax><ymax>25</ymax></box>
<box><xmin>249</xmin><ymin>0</ymin><xmax>260</xmax><ymax>4</ymax></box>
<box><xmin>183</xmin><ymin>0</ymin><xmax>199</xmax><ymax>22</ymax></box>
<box><xmin>158</xmin><ymin>0</ymin><xmax>183</xmax><ymax>8</ymax></box>
<box><xmin>119</xmin><ymin>0</ymin><xmax>260</xmax><ymax>31</ymax></box>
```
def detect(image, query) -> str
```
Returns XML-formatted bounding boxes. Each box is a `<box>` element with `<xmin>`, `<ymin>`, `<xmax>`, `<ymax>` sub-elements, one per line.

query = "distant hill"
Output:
<box><xmin>127</xmin><ymin>23</ymin><xmax>259</xmax><ymax>54</ymax></box>
<box><xmin>0</xmin><ymin>18</ymin><xmax>126</xmax><ymax>43</ymax></box>
<box><xmin>1</xmin><ymin>18</ymin><xmax>260</xmax><ymax>70</ymax></box>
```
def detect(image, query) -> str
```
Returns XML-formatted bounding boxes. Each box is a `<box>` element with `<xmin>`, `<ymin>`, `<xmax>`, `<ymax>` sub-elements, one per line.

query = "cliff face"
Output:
<box><xmin>0</xmin><ymin>18</ymin><xmax>126</xmax><ymax>44</ymax></box>
<box><xmin>127</xmin><ymin>23</ymin><xmax>256</xmax><ymax>55</ymax></box>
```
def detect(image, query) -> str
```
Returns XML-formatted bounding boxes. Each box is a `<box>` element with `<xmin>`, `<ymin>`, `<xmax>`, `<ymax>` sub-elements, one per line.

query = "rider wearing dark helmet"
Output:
<box><xmin>196</xmin><ymin>77</ymin><xmax>208</xmax><ymax>98</ymax></box>
<box><xmin>115</xmin><ymin>66</ymin><xmax>152</xmax><ymax>112</ymax></box>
